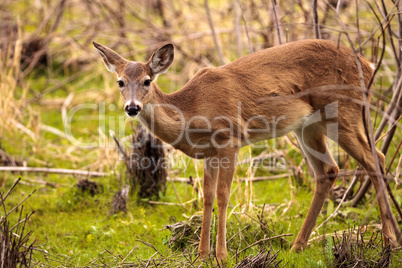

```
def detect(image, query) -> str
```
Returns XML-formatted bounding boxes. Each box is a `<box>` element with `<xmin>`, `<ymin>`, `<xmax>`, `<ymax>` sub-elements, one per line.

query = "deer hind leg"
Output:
<box><xmin>198</xmin><ymin>157</ymin><xmax>219</xmax><ymax>259</ymax></box>
<box><xmin>337</xmin><ymin>126</ymin><xmax>400</xmax><ymax>246</ymax></box>
<box><xmin>291</xmin><ymin>126</ymin><xmax>339</xmax><ymax>251</ymax></box>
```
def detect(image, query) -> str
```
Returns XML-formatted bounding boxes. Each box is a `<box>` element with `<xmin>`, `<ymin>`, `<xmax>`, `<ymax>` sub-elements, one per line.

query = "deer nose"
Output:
<box><xmin>125</xmin><ymin>104</ymin><xmax>141</xmax><ymax>116</ymax></box>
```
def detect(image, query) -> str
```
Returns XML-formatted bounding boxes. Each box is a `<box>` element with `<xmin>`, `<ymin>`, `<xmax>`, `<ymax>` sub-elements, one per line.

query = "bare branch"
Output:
<box><xmin>313</xmin><ymin>0</ymin><xmax>321</xmax><ymax>39</ymax></box>
<box><xmin>271</xmin><ymin>0</ymin><xmax>283</xmax><ymax>45</ymax></box>
<box><xmin>204</xmin><ymin>0</ymin><xmax>225</xmax><ymax>65</ymax></box>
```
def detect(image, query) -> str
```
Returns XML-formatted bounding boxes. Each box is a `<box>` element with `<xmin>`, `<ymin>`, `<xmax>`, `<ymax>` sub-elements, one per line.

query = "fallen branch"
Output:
<box><xmin>145</xmin><ymin>198</ymin><xmax>197</xmax><ymax>207</ymax></box>
<box><xmin>0</xmin><ymin>166</ymin><xmax>108</xmax><ymax>177</ymax></box>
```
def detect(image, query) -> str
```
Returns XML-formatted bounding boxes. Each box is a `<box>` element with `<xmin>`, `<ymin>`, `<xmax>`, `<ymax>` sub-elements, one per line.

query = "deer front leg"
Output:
<box><xmin>198</xmin><ymin>158</ymin><xmax>218</xmax><ymax>260</ymax></box>
<box><xmin>215</xmin><ymin>150</ymin><xmax>237</xmax><ymax>262</ymax></box>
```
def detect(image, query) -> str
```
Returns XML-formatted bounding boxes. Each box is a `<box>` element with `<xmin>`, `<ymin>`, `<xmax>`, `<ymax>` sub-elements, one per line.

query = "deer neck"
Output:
<box><xmin>138</xmin><ymin>86</ymin><xmax>184</xmax><ymax>145</ymax></box>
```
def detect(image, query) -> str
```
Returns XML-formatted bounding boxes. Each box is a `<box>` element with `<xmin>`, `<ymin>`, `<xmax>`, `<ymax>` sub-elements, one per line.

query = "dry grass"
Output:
<box><xmin>0</xmin><ymin>178</ymin><xmax>35</xmax><ymax>267</ymax></box>
<box><xmin>331</xmin><ymin>226</ymin><xmax>394</xmax><ymax>267</ymax></box>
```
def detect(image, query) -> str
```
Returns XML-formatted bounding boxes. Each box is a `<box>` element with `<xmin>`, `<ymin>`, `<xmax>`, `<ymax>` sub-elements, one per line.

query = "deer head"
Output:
<box><xmin>93</xmin><ymin>42</ymin><xmax>174</xmax><ymax>117</ymax></box>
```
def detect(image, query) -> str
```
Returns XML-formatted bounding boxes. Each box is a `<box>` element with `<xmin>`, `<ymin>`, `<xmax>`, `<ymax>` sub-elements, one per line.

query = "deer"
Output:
<box><xmin>93</xmin><ymin>39</ymin><xmax>401</xmax><ymax>261</ymax></box>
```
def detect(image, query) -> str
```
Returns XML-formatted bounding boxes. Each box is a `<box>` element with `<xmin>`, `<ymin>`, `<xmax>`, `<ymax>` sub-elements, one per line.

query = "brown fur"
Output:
<box><xmin>94</xmin><ymin>39</ymin><xmax>401</xmax><ymax>261</ymax></box>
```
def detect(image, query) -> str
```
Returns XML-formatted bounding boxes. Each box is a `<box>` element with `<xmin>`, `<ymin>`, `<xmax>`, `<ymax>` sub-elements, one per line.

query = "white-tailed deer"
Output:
<box><xmin>93</xmin><ymin>39</ymin><xmax>401</xmax><ymax>261</ymax></box>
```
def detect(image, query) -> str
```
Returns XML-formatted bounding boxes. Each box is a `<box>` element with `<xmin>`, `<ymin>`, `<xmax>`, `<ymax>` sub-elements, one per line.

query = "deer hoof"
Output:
<box><xmin>290</xmin><ymin>242</ymin><xmax>306</xmax><ymax>252</ymax></box>
<box><xmin>198</xmin><ymin>250</ymin><xmax>210</xmax><ymax>260</ymax></box>
<box><xmin>215</xmin><ymin>250</ymin><xmax>228</xmax><ymax>263</ymax></box>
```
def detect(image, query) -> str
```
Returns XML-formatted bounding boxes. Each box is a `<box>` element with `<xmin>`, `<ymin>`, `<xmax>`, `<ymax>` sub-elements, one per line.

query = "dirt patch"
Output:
<box><xmin>76</xmin><ymin>179</ymin><xmax>100</xmax><ymax>196</ymax></box>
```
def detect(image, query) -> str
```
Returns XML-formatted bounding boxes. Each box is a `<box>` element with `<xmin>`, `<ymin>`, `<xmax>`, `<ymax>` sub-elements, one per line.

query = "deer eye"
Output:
<box><xmin>117</xmin><ymin>80</ymin><xmax>125</xmax><ymax>87</ymax></box>
<box><xmin>144</xmin><ymin>79</ymin><xmax>152</xmax><ymax>86</ymax></box>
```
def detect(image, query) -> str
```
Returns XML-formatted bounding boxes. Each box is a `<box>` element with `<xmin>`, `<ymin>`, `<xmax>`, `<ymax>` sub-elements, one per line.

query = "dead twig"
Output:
<box><xmin>231</xmin><ymin>234</ymin><xmax>293</xmax><ymax>259</ymax></box>
<box><xmin>135</xmin><ymin>239</ymin><xmax>161</xmax><ymax>256</ymax></box>
<box><xmin>237</xmin><ymin>0</ymin><xmax>254</xmax><ymax>53</ymax></box>
<box><xmin>3</xmin><ymin>190</ymin><xmax>36</xmax><ymax>220</ymax></box>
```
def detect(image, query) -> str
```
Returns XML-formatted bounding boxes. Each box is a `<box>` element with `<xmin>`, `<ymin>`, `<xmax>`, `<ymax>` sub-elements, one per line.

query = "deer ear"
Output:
<box><xmin>93</xmin><ymin>41</ymin><xmax>126</xmax><ymax>74</ymax></box>
<box><xmin>149</xmin><ymin>44</ymin><xmax>174</xmax><ymax>76</ymax></box>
